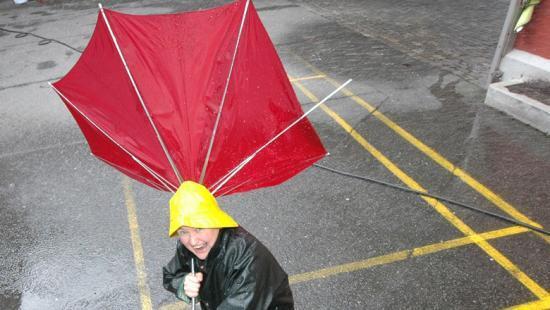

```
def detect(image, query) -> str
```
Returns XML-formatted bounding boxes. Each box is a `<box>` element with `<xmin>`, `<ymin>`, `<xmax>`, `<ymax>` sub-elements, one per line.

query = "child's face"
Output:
<box><xmin>177</xmin><ymin>227</ymin><xmax>220</xmax><ymax>260</ymax></box>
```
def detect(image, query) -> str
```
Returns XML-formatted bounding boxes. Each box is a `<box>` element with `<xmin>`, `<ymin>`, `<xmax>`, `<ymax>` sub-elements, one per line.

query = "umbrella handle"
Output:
<box><xmin>191</xmin><ymin>258</ymin><xmax>196</xmax><ymax>310</ymax></box>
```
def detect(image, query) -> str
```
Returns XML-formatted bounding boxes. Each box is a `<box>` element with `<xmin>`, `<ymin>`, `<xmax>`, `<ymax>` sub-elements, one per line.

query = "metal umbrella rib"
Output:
<box><xmin>99</xmin><ymin>4</ymin><xmax>184</xmax><ymax>185</ymax></box>
<box><xmin>50</xmin><ymin>82</ymin><xmax>178</xmax><ymax>193</ymax></box>
<box><xmin>199</xmin><ymin>0</ymin><xmax>251</xmax><ymax>185</ymax></box>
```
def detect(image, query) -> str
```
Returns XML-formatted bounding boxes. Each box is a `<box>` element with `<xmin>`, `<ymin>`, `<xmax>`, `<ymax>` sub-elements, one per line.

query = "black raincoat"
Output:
<box><xmin>163</xmin><ymin>227</ymin><xmax>294</xmax><ymax>310</ymax></box>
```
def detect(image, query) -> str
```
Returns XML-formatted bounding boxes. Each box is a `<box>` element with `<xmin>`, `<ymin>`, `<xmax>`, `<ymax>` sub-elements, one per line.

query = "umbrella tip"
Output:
<box><xmin>98</xmin><ymin>3</ymin><xmax>103</xmax><ymax>9</ymax></box>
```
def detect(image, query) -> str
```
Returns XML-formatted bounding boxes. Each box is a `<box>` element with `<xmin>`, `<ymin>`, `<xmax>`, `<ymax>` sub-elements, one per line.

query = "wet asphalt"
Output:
<box><xmin>1</xmin><ymin>0</ymin><xmax>549</xmax><ymax>309</ymax></box>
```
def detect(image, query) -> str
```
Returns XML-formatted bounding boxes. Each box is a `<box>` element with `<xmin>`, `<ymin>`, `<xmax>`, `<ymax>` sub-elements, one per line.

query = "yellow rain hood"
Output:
<box><xmin>169</xmin><ymin>181</ymin><xmax>238</xmax><ymax>237</ymax></box>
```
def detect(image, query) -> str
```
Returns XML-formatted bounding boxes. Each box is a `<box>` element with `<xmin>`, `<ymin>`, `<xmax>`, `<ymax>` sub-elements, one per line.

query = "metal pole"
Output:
<box><xmin>487</xmin><ymin>0</ymin><xmax>523</xmax><ymax>86</ymax></box>
<box><xmin>191</xmin><ymin>258</ymin><xmax>196</xmax><ymax>310</ymax></box>
<box><xmin>98</xmin><ymin>3</ymin><xmax>184</xmax><ymax>185</ymax></box>
<box><xmin>210</xmin><ymin>79</ymin><xmax>352</xmax><ymax>195</ymax></box>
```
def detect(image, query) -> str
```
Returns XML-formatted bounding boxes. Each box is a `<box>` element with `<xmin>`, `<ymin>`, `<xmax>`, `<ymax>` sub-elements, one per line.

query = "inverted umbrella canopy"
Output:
<box><xmin>52</xmin><ymin>0</ymin><xmax>326</xmax><ymax>196</ymax></box>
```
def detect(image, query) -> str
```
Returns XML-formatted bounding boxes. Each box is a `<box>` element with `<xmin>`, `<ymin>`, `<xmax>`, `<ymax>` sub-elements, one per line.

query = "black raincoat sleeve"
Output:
<box><xmin>162</xmin><ymin>242</ymin><xmax>193</xmax><ymax>303</ymax></box>
<box><xmin>216</xmin><ymin>242</ymin><xmax>294</xmax><ymax>310</ymax></box>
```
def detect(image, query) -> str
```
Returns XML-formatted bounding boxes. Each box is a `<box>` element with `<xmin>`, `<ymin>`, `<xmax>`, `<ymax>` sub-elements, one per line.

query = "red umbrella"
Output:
<box><xmin>50</xmin><ymin>0</ymin><xmax>344</xmax><ymax>196</ymax></box>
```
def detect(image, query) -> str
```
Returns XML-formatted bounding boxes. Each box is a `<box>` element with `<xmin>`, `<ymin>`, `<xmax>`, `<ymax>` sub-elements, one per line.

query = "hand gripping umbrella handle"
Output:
<box><xmin>191</xmin><ymin>258</ymin><xmax>196</xmax><ymax>310</ymax></box>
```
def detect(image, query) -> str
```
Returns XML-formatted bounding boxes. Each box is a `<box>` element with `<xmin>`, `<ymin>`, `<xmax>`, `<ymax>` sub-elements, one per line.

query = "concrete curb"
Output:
<box><xmin>485</xmin><ymin>80</ymin><xmax>550</xmax><ymax>135</ymax></box>
<box><xmin>500</xmin><ymin>49</ymin><xmax>550</xmax><ymax>82</ymax></box>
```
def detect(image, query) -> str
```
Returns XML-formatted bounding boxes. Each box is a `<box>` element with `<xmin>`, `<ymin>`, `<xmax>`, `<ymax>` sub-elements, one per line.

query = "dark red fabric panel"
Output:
<box><xmin>63</xmin><ymin>99</ymin><xmax>168</xmax><ymax>191</ymax></box>
<box><xmin>53</xmin><ymin>12</ymin><xmax>179</xmax><ymax>189</ymax></box>
<box><xmin>203</xmin><ymin>1</ymin><xmax>326</xmax><ymax>195</ymax></box>
<box><xmin>105</xmin><ymin>1</ymin><xmax>244</xmax><ymax>182</ymax></box>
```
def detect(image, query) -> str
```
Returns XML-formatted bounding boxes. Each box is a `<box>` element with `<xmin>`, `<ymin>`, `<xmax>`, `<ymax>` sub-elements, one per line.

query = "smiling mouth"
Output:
<box><xmin>193</xmin><ymin>244</ymin><xmax>207</xmax><ymax>252</ymax></box>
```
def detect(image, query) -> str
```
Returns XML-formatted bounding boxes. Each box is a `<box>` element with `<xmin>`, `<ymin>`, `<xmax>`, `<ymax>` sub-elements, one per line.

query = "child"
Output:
<box><xmin>163</xmin><ymin>181</ymin><xmax>294</xmax><ymax>309</ymax></box>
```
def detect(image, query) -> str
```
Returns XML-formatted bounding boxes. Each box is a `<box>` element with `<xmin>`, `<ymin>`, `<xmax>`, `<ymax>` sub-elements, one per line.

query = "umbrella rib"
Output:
<box><xmin>198</xmin><ymin>0</ymin><xmax>251</xmax><ymax>184</ymax></box>
<box><xmin>99</xmin><ymin>4</ymin><xmax>184</xmax><ymax>185</ymax></box>
<box><xmin>210</xmin><ymin>79</ymin><xmax>352</xmax><ymax>195</ymax></box>
<box><xmin>49</xmin><ymin>83</ymin><xmax>178</xmax><ymax>193</ymax></box>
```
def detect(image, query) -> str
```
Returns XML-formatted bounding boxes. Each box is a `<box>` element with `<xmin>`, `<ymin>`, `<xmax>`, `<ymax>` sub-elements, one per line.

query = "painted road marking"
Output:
<box><xmin>158</xmin><ymin>301</ymin><xmax>190</xmax><ymax>310</ymax></box>
<box><xmin>504</xmin><ymin>297</ymin><xmax>550</xmax><ymax>310</ymax></box>
<box><xmin>292</xmin><ymin>79</ymin><xmax>550</xmax><ymax>299</ymax></box>
<box><xmin>289</xmin><ymin>74</ymin><xmax>326</xmax><ymax>82</ymax></box>
<box><xmin>290</xmin><ymin>226</ymin><xmax>529</xmax><ymax>284</ymax></box>
<box><xmin>293</xmin><ymin>58</ymin><xmax>550</xmax><ymax>246</ymax></box>
<box><xmin>123</xmin><ymin>177</ymin><xmax>153</xmax><ymax>310</ymax></box>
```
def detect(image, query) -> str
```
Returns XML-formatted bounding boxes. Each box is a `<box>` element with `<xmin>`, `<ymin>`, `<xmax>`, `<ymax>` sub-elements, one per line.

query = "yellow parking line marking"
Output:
<box><xmin>504</xmin><ymin>297</ymin><xmax>550</xmax><ymax>310</ymax></box>
<box><xmin>123</xmin><ymin>177</ymin><xmax>153</xmax><ymax>310</ymax></box>
<box><xmin>289</xmin><ymin>74</ymin><xmax>326</xmax><ymax>82</ymax></box>
<box><xmin>292</xmin><ymin>80</ymin><xmax>550</xmax><ymax>299</ymax></box>
<box><xmin>410</xmin><ymin>226</ymin><xmax>529</xmax><ymax>257</ymax></box>
<box><xmin>290</xmin><ymin>226</ymin><xmax>529</xmax><ymax>284</ymax></box>
<box><xmin>158</xmin><ymin>301</ymin><xmax>190</xmax><ymax>310</ymax></box>
<box><xmin>292</xmin><ymin>61</ymin><xmax>549</xmax><ymax>246</ymax></box>
<box><xmin>291</xmin><ymin>250</ymin><xmax>409</xmax><ymax>284</ymax></box>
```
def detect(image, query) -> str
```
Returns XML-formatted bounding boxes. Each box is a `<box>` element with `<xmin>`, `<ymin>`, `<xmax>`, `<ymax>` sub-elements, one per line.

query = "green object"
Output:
<box><xmin>515</xmin><ymin>0</ymin><xmax>542</xmax><ymax>32</ymax></box>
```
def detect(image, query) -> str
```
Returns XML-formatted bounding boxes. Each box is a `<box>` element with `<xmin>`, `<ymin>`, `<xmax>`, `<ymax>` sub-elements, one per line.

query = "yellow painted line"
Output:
<box><xmin>290</xmin><ymin>226</ymin><xmax>529</xmax><ymax>284</ymax></box>
<box><xmin>291</xmin><ymin>250</ymin><xmax>409</xmax><ymax>284</ymax></box>
<box><xmin>410</xmin><ymin>225</ymin><xmax>529</xmax><ymax>257</ymax></box>
<box><xmin>294</xmin><ymin>58</ymin><xmax>550</xmax><ymax>245</ymax></box>
<box><xmin>123</xmin><ymin>177</ymin><xmax>153</xmax><ymax>310</ymax></box>
<box><xmin>504</xmin><ymin>297</ymin><xmax>550</xmax><ymax>310</ymax></box>
<box><xmin>158</xmin><ymin>301</ymin><xmax>190</xmax><ymax>310</ymax></box>
<box><xmin>292</xmin><ymin>80</ymin><xmax>550</xmax><ymax>299</ymax></box>
<box><xmin>289</xmin><ymin>74</ymin><xmax>326</xmax><ymax>82</ymax></box>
